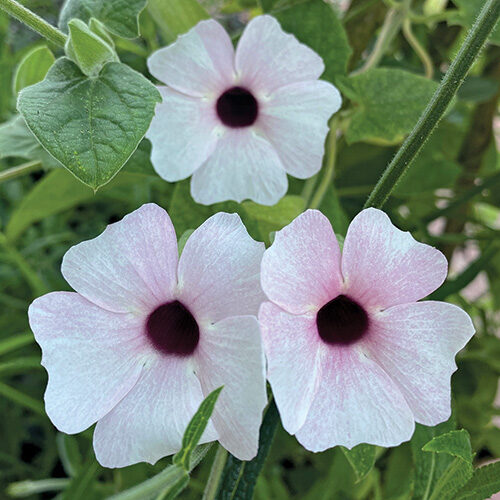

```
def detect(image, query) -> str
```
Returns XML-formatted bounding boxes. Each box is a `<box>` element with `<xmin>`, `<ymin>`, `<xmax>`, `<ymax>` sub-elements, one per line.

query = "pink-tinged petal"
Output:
<box><xmin>190</xmin><ymin>129</ymin><xmax>288</xmax><ymax>205</ymax></box>
<box><xmin>363</xmin><ymin>301</ymin><xmax>475</xmax><ymax>426</ymax></box>
<box><xmin>261</xmin><ymin>210</ymin><xmax>343</xmax><ymax>315</ymax></box>
<box><xmin>295</xmin><ymin>346</ymin><xmax>415</xmax><ymax>451</ymax></box>
<box><xmin>259</xmin><ymin>302</ymin><xmax>322</xmax><ymax>434</ymax></box>
<box><xmin>195</xmin><ymin>316</ymin><xmax>267</xmax><ymax>460</ymax></box>
<box><xmin>235</xmin><ymin>15</ymin><xmax>324</xmax><ymax>94</ymax></box>
<box><xmin>93</xmin><ymin>356</ymin><xmax>217</xmax><ymax>468</ymax></box>
<box><xmin>148</xmin><ymin>20</ymin><xmax>235</xmax><ymax>97</ymax></box>
<box><xmin>177</xmin><ymin>212</ymin><xmax>265</xmax><ymax>324</ymax></box>
<box><xmin>260</xmin><ymin>81</ymin><xmax>341</xmax><ymax>178</ymax></box>
<box><xmin>146</xmin><ymin>87</ymin><xmax>220</xmax><ymax>182</ymax></box>
<box><xmin>62</xmin><ymin>203</ymin><xmax>178</xmax><ymax>314</ymax></box>
<box><xmin>28</xmin><ymin>292</ymin><xmax>146</xmax><ymax>434</ymax></box>
<box><xmin>342</xmin><ymin>208</ymin><xmax>448</xmax><ymax>309</ymax></box>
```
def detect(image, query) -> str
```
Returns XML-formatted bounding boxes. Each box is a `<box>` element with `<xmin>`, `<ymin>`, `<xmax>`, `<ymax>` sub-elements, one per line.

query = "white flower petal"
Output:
<box><xmin>235</xmin><ymin>15</ymin><xmax>324</xmax><ymax>94</ymax></box>
<box><xmin>177</xmin><ymin>212</ymin><xmax>265</xmax><ymax>324</ymax></box>
<box><xmin>148</xmin><ymin>19</ymin><xmax>235</xmax><ymax>97</ymax></box>
<box><xmin>195</xmin><ymin>316</ymin><xmax>267</xmax><ymax>460</ymax></box>
<box><xmin>260</xmin><ymin>80</ymin><xmax>341</xmax><ymax>178</ymax></box>
<box><xmin>190</xmin><ymin>129</ymin><xmax>288</xmax><ymax>205</ymax></box>
<box><xmin>93</xmin><ymin>356</ymin><xmax>217</xmax><ymax>468</ymax></box>
<box><xmin>62</xmin><ymin>203</ymin><xmax>178</xmax><ymax>314</ymax></box>
<box><xmin>28</xmin><ymin>292</ymin><xmax>146</xmax><ymax>434</ymax></box>
<box><xmin>147</xmin><ymin>87</ymin><xmax>220</xmax><ymax>182</ymax></box>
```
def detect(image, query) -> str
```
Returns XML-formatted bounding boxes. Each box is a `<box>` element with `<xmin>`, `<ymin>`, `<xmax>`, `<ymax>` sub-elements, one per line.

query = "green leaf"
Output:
<box><xmin>17</xmin><ymin>58</ymin><xmax>161</xmax><ymax>189</ymax></box>
<box><xmin>59</xmin><ymin>0</ymin><xmax>147</xmax><ymax>38</ymax></box>
<box><xmin>5</xmin><ymin>168</ymin><xmax>148</xmax><ymax>242</ymax></box>
<box><xmin>108</xmin><ymin>463</ymin><xmax>190</xmax><ymax>500</ymax></box>
<box><xmin>147</xmin><ymin>0</ymin><xmax>209</xmax><ymax>43</ymax></box>
<box><xmin>422</xmin><ymin>430</ymin><xmax>473</xmax><ymax>463</ymax></box>
<box><xmin>216</xmin><ymin>400</ymin><xmax>280</xmax><ymax>500</ymax></box>
<box><xmin>411</xmin><ymin>420</ymin><xmax>456</xmax><ymax>500</ymax></box>
<box><xmin>337</xmin><ymin>68</ymin><xmax>439</xmax><ymax>145</ymax></box>
<box><xmin>66</xmin><ymin>19</ymin><xmax>118</xmax><ymax>76</ymax></box>
<box><xmin>451</xmin><ymin>0</ymin><xmax>500</xmax><ymax>46</ymax></box>
<box><xmin>275</xmin><ymin>0</ymin><xmax>352</xmax><ymax>83</ymax></box>
<box><xmin>422</xmin><ymin>430</ymin><xmax>474</xmax><ymax>500</ymax></box>
<box><xmin>0</xmin><ymin>115</ymin><xmax>59</xmax><ymax>167</ymax></box>
<box><xmin>178</xmin><ymin>229</ymin><xmax>195</xmax><ymax>256</ymax></box>
<box><xmin>456</xmin><ymin>461</ymin><xmax>500</xmax><ymax>500</ymax></box>
<box><xmin>56</xmin><ymin>434</ymin><xmax>82</xmax><ymax>477</ymax></box>
<box><xmin>341</xmin><ymin>444</ymin><xmax>377</xmax><ymax>483</ymax></box>
<box><xmin>13</xmin><ymin>45</ymin><xmax>55</xmax><ymax>94</ymax></box>
<box><xmin>258</xmin><ymin>0</ymin><xmax>279</xmax><ymax>11</ymax></box>
<box><xmin>241</xmin><ymin>196</ymin><xmax>305</xmax><ymax>244</ymax></box>
<box><xmin>0</xmin><ymin>332</ymin><xmax>33</xmax><ymax>356</ymax></box>
<box><xmin>173</xmin><ymin>387</ymin><xmax>223</xmax><ymax>471</ymax></box>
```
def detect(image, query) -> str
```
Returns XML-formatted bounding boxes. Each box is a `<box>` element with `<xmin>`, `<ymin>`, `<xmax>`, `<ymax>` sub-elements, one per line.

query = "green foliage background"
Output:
<box><xmin>0</xmin><ymin>0</ymin><xmax>500</xmax><ymax>498</ymax></box>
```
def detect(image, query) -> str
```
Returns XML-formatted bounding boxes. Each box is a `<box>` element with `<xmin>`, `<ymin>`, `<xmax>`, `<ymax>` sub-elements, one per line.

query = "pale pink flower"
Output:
<box><xmin>259</xmin><ymin>208</ymin><xmax>475</xmax><ymax>451</ymax></box>
<box><xmin>146</xmin><ymin>15</ymin><xmax>341</xmax><ymax>206</ymax></box>
<box><xmin>28</xmin><ymin>204</ymin><xmax>267</xmax><ymax>467</ymax></box>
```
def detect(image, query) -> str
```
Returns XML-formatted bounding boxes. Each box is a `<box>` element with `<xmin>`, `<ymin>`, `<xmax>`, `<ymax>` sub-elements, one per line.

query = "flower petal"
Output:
<box><xmin>261</xmin><ymin>210</ymin><xmax>343</xmax><ymax>315</ymax></box>
<box><xmin>147</xmin><ymin>87</ymin><xmax>220</xmax><ymax>182</ymax></box>
<box><xmin>93</xmin><ymin>356</ymin><xmax>217</xmax><ymax>468</ymax></box>
<box><xmin>260</xmin><ymin>81</ymin><xmax>341</xmax><ymax>178</ymax></box>
<box><xmin>342</xmin><ymin>208</ymin><xmax>448</xmax><ymax>309</ymax></box>
<box><xmin>177</xmin><ymin>212</ymin><xmax>265</xmax><ymax>324</ymax></box>
<box><xmin>28</xmin><ymin>292</ymin><xmax>146</xmax><ymax>434</ymax></box>
<box><xmin>194</xmin><ymin>316</ymin><xmax>267</xmax><ymax>460</ymax></box>
<box><xmin>62</xmin><ymin>203</ymin><xmax>178</xmax><ymax>314</ymax></box>
<box><xmin>295</xmin><ymin>346</ymin><xmax>415</xmax><ymax>451</ymax></box>
<box><xmin>363</xmin><ymin>301</ymin><xmax>475</xmax><ymax>426</ymax></box>
<box><xmin>190</xmin><ymin>129</ymin><xmax>288</xmax><ymax>205</ymax></box>
<box><xmin>235</xmin><ymin>15</ymin><xmax>324</xmax><ymax>94</ymax></box>
<box><xmin>148</xmin><ymin>19</ymin><xmax>235</xmax><ymax>97</ymax></box>
<box><xmin>259</xmin><ymin>302</ymin><xmax>322</xmax><ymax>434</ymax></box>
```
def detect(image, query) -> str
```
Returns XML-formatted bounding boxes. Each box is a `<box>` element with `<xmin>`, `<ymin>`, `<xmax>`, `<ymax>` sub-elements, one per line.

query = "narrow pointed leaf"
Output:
<box><xmin>173</xmin><ymin>386</ymin><xmax>223</xmax><ymax>471</ymax></box>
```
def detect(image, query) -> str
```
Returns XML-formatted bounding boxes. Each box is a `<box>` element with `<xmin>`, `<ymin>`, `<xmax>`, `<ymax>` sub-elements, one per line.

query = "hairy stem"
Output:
<box><xmin>364</xmin><ymin>0</ymin><xmax>500</xmax><ymax>209</ymax></box>
<box><xmin>0</xmin><ymin>160</ymin><xmax>42</xmax><ymax>183</ymax></box>
<box><xmin>309</xmin><ymin>121</ymin><xmax>338</xmax><ymax>209</ymax></box>
<box><xmin>402</xmin><ymin>17</ymin><xmax>434</xmax><ymax>78</ymax></box>
<box><xmin>202</xmin><ymin>445</ymin><xmax>228</xmax><ymax>500</ymax></box>
<box><xmin>0</xmin><ymin>0</ymin><xmax>67</xmax><ymax>47</ymax></box>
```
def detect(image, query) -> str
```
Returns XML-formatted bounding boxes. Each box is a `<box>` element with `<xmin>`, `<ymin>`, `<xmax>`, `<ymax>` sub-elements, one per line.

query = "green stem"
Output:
<box><xmin>202</xmin><ymin>445</ymin><xmax>228</xmax><ymax>500</ymax></box>
<box><xmin>0</xmin><ymin>232</ymin><xmax>48</xmax><ymax>297</ymax></box>
<box><xmin>352</xmin><ymin>1</ymin><xmax>409</xmax><ymax>75</ymax></box>
<box><xmin>0</xmin><ymin>332</ymin><xmax>33</xmax><ymax>356</ymax></box>
<box><xmin>423</xmin><ymin>170</ymin><xmax>500</xmax><ymax>225</ymax></box>
<box><xmin>0</xmin><ymin>0</ymin><xmax>67</xmax><ymax>47</ymax></box>
<box><xmin>0</xmin><ymin>160</ymin><xmax>42</xmax><ymax>183</ymax></box>
<box><xmin>7</xmin><ymin>478</ymin><xmax>70</xmax><ymax>497</ymax></box>
<box><xmin>364</xmin><ymin>0</ymin><xmax>500</xmax><ymax>209</ymax></box>
<box><xmin>0</xmin><ymin>381</ymin><xmax>45</xmax><ymax>416</ymax></box>
<box><xmin>402</xmin><ymin>17</ymin><xmax>434</xmax><ymax>78</ymax></box>
<box><xmin>429</xmin><ymin>242</ymin><xmax>499</xmax><ymax>301</ymax></box>
<box><xmin>309</xmin><ymin>120</ymin><xmax>339</xmax><ymax>209</ymax></box>
<box><xmin>108</xmin><ymin>444</ymin><xmax>212</xmax><ymax>500</ymax></box>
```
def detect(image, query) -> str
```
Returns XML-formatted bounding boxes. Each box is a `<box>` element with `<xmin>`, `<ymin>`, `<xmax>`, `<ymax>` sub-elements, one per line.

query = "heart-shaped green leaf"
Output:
<box><xmin>17</xmin><ymin>57</ymin><xmax>161</xmax><ymax>189</ymax></box>
<box><xmin>337</xmin><ymin>68</ymin><xmax>439</xmax><ymax>145</ymax></box>
<box><xmin>59</xmin><ymin>0</ymin><xmax>147</xmax><ymax>39</ymax></box>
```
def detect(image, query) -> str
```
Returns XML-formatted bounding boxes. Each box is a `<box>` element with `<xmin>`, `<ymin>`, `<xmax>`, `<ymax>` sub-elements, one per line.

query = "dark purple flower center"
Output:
<box><xmin>145</xmin><ymin>300</ymin><xmax>199</xmax><ymax>356</ymax></box>
<box><xmin>216</xmin><ymin>86</ymin><xmax>259</xmax><ymax>128</ymax></box>
<box><xmin>316</xmin><ymin>294</ymin><xmax>369</xmax><ymax>346</ymax></box>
